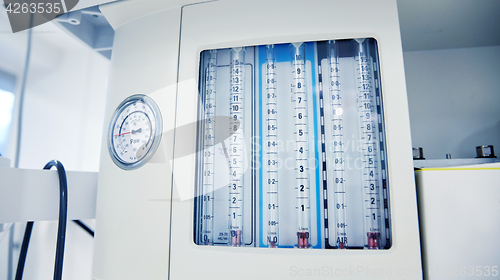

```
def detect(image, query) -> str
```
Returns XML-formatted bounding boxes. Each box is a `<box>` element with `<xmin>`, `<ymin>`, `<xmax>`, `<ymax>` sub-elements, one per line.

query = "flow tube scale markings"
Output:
<box><xmin>328</xmin><ymin>40</ymin><xmax>348</xmax><ymax>249</ymax></box>
<box><xmin>355</xmin><ymin>39</ymin><xmax>381</xmax><ymax>249</ymax></box>
<box><xmin>229</xmin><ymin>47</ymin><xmax>245</xmax><ymax>247</ymax></box>
<box><xmin>202</xmin><ymin>50</ymin><xmax>217</xmax><ymax>245</ymax></box>
<box><xmin>265</xmin><ymin>45</ymin><xmax>279</xmax><ymax>248</ymax></box>
<box><xmin>291</xmin><ymin>43</ymin><xmax>311</xmax><ymax>249</ymax></box>
<box><xmin>194</xmin><ymin>39</ymin><xmax>392</xmax><ymax>250</ymax></box>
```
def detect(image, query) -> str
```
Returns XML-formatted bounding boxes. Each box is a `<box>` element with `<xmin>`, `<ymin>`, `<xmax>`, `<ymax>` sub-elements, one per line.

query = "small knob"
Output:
<box><xmin>476</xmin><ymin>145</ymin><xmax>496</xmax><ymax>158</ymax></box>
<box><xmin>412</xmin><ymin>147</ymin><xmax>425</xmax><ymax>160</ymax></box>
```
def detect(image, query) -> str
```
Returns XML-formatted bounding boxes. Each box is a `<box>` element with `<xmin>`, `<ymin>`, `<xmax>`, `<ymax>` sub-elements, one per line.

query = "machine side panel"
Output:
<box><xmin>170</xmin><ymin>0</ymin><xmax>422</xmax><ymax>279</ymax></box>
<box><xmin>416</xmin><ymin>165</ymin><xmax>500</xmax><ymax>280</ymax></box>
<box><xmin>93</xmin><ymin>7</ymin><xmax>181</xmax><ymax>280</ymax></box>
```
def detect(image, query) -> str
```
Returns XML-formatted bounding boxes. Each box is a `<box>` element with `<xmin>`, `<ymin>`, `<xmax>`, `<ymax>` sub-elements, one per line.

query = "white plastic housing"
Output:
<box><xmin>171</xmin><ymin>0</ymin><xmax>421</xmax><ymax>279</ymax></box>
<box><xmin>416</xmin><ymin>163</ymin><xmax>500</xmax><ymax>280</ymax></box>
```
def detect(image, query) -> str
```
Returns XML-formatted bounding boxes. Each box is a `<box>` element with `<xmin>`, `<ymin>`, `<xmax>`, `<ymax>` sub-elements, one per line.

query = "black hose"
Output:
<box><xmin>14</xmin><ymin>160</ymin><xmax>77</xmax><ymax>280</ymax></box>
<box><xmin>43</xmin><ymin>160</ymin><xmax>68</xmax><ymax>280</ymax></box>
<box><xmin>72</xmin><ymin>220</ymin><xmax>94</xmax><ymax>237</ymax></box>
<box><xmin>14</xmin><ymin>222</ymin><xmax>34</xmax><ymax>280</ymax></box>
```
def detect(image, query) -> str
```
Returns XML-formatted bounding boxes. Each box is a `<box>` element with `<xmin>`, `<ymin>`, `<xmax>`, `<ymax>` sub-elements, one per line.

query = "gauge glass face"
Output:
<box><xmin>109</xmin><ymin>95</ymin><xmax>161</xmax><ymax>169</ymax></box>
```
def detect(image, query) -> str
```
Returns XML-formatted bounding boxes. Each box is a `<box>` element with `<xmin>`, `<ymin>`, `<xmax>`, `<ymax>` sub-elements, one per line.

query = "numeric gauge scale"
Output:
<box><xmin>193</xmin><ymin>39</ymin><xmax>392</xmax><ymax>249</ymax></box>
<box><xmin>108</xmin><ymin>94</ymin><xmax>162</xmax><ymax>170</ymax></box>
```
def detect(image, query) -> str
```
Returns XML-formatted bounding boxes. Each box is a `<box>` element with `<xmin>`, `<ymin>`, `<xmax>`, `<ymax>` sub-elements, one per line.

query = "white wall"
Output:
<box><xmin>404</xmin><ymin>45</ymin><xmax>500</xmax><ymax>159</ymax></box>
<box><xmin>15</xmin><ymin>35</ymin><xmax>109</xmax><ymax>172</ymax></box>
<box><xmin>0</xmin><ymin>7</ymin><xmax>108</xmax><ymax>280</ymax></box>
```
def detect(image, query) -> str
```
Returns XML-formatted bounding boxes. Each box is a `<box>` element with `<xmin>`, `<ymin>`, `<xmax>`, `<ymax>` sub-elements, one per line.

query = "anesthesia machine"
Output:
<box><xmin>94</xmin><ymin>0</ymin><xmax>422</xmax><ymax>279</ymax></box>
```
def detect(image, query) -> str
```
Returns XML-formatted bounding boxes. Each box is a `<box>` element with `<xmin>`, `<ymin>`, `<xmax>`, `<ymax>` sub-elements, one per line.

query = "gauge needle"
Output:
<box><xmin>113</xmin><ymin>132</ymin><xmax>131</xmax><ymax>137</ymax></box>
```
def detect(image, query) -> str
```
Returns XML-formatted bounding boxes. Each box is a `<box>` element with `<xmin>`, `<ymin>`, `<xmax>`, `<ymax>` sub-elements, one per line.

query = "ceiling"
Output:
<box><xmin>397</xmin><ymin>0</ymin><xmax>500</xmax><ymax>51</ymax></box>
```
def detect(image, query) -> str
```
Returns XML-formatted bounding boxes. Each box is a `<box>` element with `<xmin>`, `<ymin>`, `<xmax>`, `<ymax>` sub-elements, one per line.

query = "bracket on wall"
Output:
<box><xmin>54</xmin><ymin>5</ymin><xmax>114</xmax><ymax>59</ymax></box>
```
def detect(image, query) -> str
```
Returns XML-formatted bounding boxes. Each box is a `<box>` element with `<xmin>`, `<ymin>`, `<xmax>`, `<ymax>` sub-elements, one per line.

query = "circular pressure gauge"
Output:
<box><xmin>108</xmin><ymin>94</ymin><xmax>162</xmax><ymax>170</ymax></box>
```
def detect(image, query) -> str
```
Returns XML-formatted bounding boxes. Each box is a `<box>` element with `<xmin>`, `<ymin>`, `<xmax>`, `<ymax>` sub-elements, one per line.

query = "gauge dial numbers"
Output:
<box><xmin>108</xmin><ymin>95</ymin><xmax>162</xmax><ymax>170</ymax></box>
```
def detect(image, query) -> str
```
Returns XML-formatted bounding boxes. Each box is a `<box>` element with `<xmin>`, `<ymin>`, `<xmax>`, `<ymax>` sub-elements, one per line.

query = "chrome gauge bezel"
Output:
<box><xmin>107</xmin><ymin>94</ymin><xmax>162</xmax><ymax>170</ymax></box>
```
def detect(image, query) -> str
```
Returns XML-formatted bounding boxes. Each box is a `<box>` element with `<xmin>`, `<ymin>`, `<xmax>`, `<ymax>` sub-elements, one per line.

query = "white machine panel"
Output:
<box><xmin>0</xmin><ymin>167</ymin><xmax>97</xmax><ymax>223</ymax></box>
<box><xmin>170</xmin><ymin>0</ymin><xmax>421</xmax><ymax>279</ymax></box>
<box><xmin>416</xmin><ymin>163</ymin><xmax>500</xmax><ymax>280</ymax></box>
<box><xmin>93</xmin><ymin>4</ymin><xmax>182</xmax><ymax>279</ymax></box>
